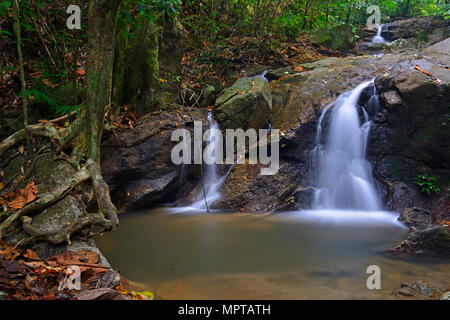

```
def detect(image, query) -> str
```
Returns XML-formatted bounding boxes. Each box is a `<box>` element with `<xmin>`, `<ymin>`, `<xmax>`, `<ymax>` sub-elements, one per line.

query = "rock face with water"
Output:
<box><xmin>385</xmin><ymin>16</ymin><xmax>449</xmax><ymax>45</ymax></box>
<box><xmin>213</xmin><ymin>35</ymin><xmax>449</xmax><ymax>254</ymax></box>
<box><xmin>101</xmin><ymin>109</ymin><xmax>208</xmax><ymax>211</ymax></box>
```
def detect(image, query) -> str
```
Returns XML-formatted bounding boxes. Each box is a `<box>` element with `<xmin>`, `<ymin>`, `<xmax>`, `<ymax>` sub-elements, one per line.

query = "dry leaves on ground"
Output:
<box><xmin>6</xmin><ymin>181</ymin><xmax>39</xmax><ymax>210</ymax></box>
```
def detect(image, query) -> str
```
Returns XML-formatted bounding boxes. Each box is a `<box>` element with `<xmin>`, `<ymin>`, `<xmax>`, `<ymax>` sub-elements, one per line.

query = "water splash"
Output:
<box><xmin>371</xmin><ymin>24</ymin><xmax>386</xmax><ymax>44</ymax></box>
<box><xmin>313</xmin><ymin>80</ymin><xmax>381</xmax><ymax>211</ymax></box>
<box><xmin>190</xmin><ymin>112</ymin><xmax>222</xmax><ymax>210</ymax></box>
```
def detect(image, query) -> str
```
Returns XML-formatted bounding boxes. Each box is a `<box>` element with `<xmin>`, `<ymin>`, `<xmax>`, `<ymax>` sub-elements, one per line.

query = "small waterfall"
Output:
<box><xmin>313</xmin><ymin>80</ymin><xmax>380</xmax><ymax>211</ymax></box>
<box><xmin>192</xmin><ymin>112</ymin><xmax>223</xmax><ymax>210</ymax></box>
<box><xmin>371</xmin><ymin>24</ymin><xmax>385</xmax><ymax>44</ymax></box>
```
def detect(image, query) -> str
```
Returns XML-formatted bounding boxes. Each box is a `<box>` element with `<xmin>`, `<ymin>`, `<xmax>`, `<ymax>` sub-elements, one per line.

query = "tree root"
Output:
<box><xmin>88</xmin><ymin>160</ymin><xmax>119</xmax><ymax>228</ymax></box>
<box><xmin>0</xmin><ymin>167</ymin><xmax>90</xmax><ymax>232</ymax></box>
<box><xmin>21</xmin><ymin>212</ymin><xmax>112</xmax><ymax>246</ymax></box>
<box><xmin>0</xmin><ymin>124</ymin><xmax>63</xmax><ymax>159</ymax></box>
<box><xmin>0</xmin><ymin>118</ymin><xmax>119</xmax><ymax>246</ymax></box>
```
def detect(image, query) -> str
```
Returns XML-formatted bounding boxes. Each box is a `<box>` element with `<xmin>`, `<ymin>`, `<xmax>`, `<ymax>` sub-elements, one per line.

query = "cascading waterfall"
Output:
<box><xmin>192</xmin><ymin>112</ymin><xmax>223</xmax><ymax>210</ymax></box>
<box><xmin>371</xmin><ymin>24</ymin><xmax>386</xmax><ymax>44</ymax></box>
<box><xmin>312</xmin><ymin>80</ymin><xmax>380</xmax><ymax>211</ymax></box>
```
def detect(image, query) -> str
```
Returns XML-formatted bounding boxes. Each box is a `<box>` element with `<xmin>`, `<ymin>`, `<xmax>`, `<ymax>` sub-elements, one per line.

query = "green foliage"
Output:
<box><xmin>183</xmin><ymin>0</ymin><xmax>449</xmax><ymax>45</ymax></box>
<box><xmin>414</xmin><ymin>174</ymin><xmax>441</xmax><ymax>195</ymax></box>
<box><xmin>22</xmin><ymin>89</ymin><xmax>84</xmax><ymax>116</ymax></box>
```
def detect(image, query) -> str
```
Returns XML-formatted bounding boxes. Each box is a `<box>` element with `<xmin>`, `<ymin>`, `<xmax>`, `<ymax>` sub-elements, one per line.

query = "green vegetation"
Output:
<box><xmin>415</xmin><ymin>174</ymin><xmax>441</xmax><ymax>195</ymax></box>
<box><xmin>183</xmin><ymin>0</ymin><xmax>450</xmax><ymax>44</ymax></box>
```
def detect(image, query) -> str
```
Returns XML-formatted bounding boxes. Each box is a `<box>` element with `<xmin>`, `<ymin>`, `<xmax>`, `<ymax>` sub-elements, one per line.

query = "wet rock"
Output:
<box><xmin>381</xmin><ymin>90</ymin><xmax>402</xmax><ymax>108</ymax></box>
<box><xmin>397</xmin><ymin>225</ymin><xmax>450</xmax><ymax>255</ymax></box>
<box><xmin>247</xmin><ymin>64</ymin><xmax>271</xmax><ymax>77</ymax></box>
<box><xmin>101</xmin><ymin>110</ymin><xmax>207</xmax><ymax>210</ymax></box>
<box><xmin>399</xmin><ymin>207</ymin><xmax>435</xmax><ymax>230</ymax></box>
<box><xmin>214</xmin><ymin>77</ymin><xmax>272</xmax><ymax>130</ymax></box>
<box><xmin>385</xmin><ymin>16</ymin><xmax>449</xmax><ymax>46</ymax></box>
<box><xmin>199</xmin><ymin>84</ymin><xmax>216</xmax><ymax>107</ymax></box>
<box><xmin>398</xmin><ymin>288</ymin><xmax>414</xmax><ymax>297</ymax></box>
<box><xmin>264</xmin><ymin>67</ymin><xmax>294</xmax><ymax>81</ymax></box>
<box><xmin>411</xmin><ymin>280</ymin><xmax>435</xmax><ymax>295</ymax></box>
<box><xmin>441</xmin><ymin>292</ymin><xmax>450</xmax><ymax>300</ymax></box>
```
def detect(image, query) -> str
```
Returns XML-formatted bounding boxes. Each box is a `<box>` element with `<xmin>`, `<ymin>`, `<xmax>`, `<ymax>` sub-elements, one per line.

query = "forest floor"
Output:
<box><xmin>0</xmin><ymin>235</ymin><xmax>153</xmax><ymax>300</ymax></box>
<box><xmin>180</xmin><ymin>34</ymin><xmax>340</xmax><ymax>90</ymax></box>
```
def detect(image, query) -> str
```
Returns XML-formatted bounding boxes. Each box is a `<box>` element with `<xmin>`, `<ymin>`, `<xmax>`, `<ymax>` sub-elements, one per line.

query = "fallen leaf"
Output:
<box><xmin>53</xmin><ymin>250</ymin><xmax>100</xmax><ymax>265</ymax></box>
<box><xmin>414</xmin><ymin>65</ymin><xmax>433</xmax><ymax>77</ymax></box>
<box><xmin>76</xmin><ymin>68</ymin><xmax>85</xmax><ymax>76</ymax></box>
<box><xmin>293</xmin><ymin>66</ymin><xmax>304</xmax><ymax>72</ymax></box>
<box><xmin>7</xmin><ymin>182</ymin><xmax>39</xmax><ymax>210</ymax></box>
<box><xmin>23</xmin><ymin>249</ymin><xmax>40</xmax><ymax>261</ymax></box>
<box><xmin>18</xmin><ymin>145</ymin><xmax>24</xmax><ymax>154</ymax></box>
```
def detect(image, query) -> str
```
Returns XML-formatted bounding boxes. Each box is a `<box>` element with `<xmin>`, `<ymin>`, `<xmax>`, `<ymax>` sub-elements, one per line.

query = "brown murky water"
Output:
<box><xmin>96</xmin><ymin>208</ymin><xmax>450</xmax><ymax>299</ymax></box>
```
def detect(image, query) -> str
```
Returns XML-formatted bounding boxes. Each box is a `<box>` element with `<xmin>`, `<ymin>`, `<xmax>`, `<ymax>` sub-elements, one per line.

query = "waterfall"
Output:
<box><xmin>192</xmin><ymin>112</ymin><xmax>223</xmax><ymax>210</ymax></box>
<box><xmin>371</xmin><ymin>24</ymin><xmax>385</xmax><ymax>44</ymax></box>
<box><xmin>312</xmin><ymin>80</ymin><xmax>380</xmax><ymax>211</ymax></box>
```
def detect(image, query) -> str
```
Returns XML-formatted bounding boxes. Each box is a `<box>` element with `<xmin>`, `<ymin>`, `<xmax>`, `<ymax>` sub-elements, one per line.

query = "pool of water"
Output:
<box><xmin>96</xmin><ymin>208</ymin><xmax>450</xmax><ymax>299</ymax></box>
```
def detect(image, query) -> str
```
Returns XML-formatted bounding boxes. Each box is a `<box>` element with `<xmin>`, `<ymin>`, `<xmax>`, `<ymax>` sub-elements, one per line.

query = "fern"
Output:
<box><xmin>22</xmin><ymin>89</ymin><xmax>84</xmax><ymax>116</ymax></box>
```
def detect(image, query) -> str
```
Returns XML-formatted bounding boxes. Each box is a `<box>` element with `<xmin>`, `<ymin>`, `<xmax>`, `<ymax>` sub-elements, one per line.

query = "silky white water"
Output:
<box><xmin>371</xmin><ymin>24</ymin><xmax>386</xmax><ymax>44</ymax></box>
<box><xmin>312</xmin><ymin>80</ymin><xmax>381</xmax><ymax>212</ymax></box>
<box><xmin>191</xmin><ymin>111</ymin><xmax>223</xmax><ymax>210</ymax></box>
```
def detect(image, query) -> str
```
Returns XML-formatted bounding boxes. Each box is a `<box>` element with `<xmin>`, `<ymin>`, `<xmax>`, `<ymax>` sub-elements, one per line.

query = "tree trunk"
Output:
<box><xmin>84</xmin><ymin>0</ymin><xmax>123</xmax><ymax>226</ymax></box>
<box><xmin>12</xmin><ymin>0</ymin><xmax>30</xmax><ymax>150</ymax></box>
<box><xmin>111</xmin><ymin>19</ymin><xmax>130</xmax><ymax>115</ymax></box>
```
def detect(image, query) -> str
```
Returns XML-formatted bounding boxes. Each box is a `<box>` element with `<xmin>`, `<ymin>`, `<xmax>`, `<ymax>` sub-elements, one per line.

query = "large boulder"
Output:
<box><xmin>216</xmin><ymin>38</ymin><xmax>450</xmax><ymax>222</ymax></box>
<box><xmin>373</xmin><ymin>38</ymin><xmax>450</xmax><ymax>186</ymax></box>
<box><xmin>397</xmin><ymin>225</ymin><xmax>450</xmax><ymax>255</ymax></box>
<box><xmin>385</xmin><ymin>16</ymin><xmax>449</xmax><ymax>45</ymax></box>
<box><xmin>214</xmin><ymin>76</ymin><xmax>272</xmax><ymax>130</ymax></box>
<box><xmin>310</xmin><ymin>24</ymin><xmax>355</xmax><ymax>51</ymax></box>
<box><xmin>101</xmin><ymin>109</ymin><xmax>207</xmax><ymax>211</ymax></box>
<box><xmin>399</xmin><ymin>207</ymin><xmax>435</xmax><ymax>230</ymax></box>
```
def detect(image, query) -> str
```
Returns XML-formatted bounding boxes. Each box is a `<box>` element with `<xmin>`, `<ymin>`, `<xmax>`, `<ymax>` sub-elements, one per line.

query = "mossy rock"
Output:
<box><xmin>30</xmin><ymin>195</ymin><xmax>85</xmax><ymax>236</ymax></box>
<box><xmin>310</xmin><ymin>24</ymin><xmax>355</xmax><ymax>51</ymax></box>
<box><xmin>214</xmin><ymin>77</ymin><xmax>272</xmax><ymax>130</ymax></box>
<box><xmin>34</xmin><ymin>154</ymin><xmax>77</xmax><ymax>194</ymax></box>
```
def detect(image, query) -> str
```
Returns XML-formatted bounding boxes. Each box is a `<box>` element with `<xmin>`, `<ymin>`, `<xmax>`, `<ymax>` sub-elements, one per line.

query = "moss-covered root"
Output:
<box><xmin>0</xmin><ymin>167</ymin><xmax>90</xmax><ymax>233</ymax></box>
<box><xmin>0</xmin><ymin>124</ymin><xmax>62</xmax><ymax>159</ymax></box>
<box><xmin>21</xmin><ymin>212</ymin><xmax>111</xmax><ymax>245</ymax></box>
<box><xmin>89</xmin><ymin>161</ymin><xmax>119</xmax><ymax>228</ymax></box>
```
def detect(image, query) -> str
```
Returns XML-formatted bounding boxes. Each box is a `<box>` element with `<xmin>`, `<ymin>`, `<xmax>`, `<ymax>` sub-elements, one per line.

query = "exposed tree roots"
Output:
<box><xmin>0</xmin><ymin>122</ymin><xmax>119</xmax><ymax>246</ymax></box>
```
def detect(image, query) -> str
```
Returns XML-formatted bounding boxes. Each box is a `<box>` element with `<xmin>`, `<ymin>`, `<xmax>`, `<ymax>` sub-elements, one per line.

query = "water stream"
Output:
<box><xmin>97</xmin><ymin>209</ymin><xmax>449</xmax><ymax>299</ymax></box>
<box><xmin>371</xmin><ymin>24</ymin><xmax>386</xmax><ymax>44</ymax></box>
<box><xmin>313</xmin><ymin>80</ymin><xmax>380</xmax><ymax>211</ymax></box>
<box><xmin>96</xmin><ymin>80</ymin><xmax>449</xmax><ymax>299</ymax></box>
